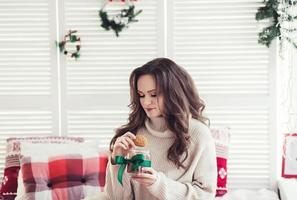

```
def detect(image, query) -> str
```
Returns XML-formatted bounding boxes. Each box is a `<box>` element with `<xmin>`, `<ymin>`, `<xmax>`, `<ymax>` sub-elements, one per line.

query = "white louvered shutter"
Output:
<box><xmin>0</xmin><ymin>0</ymin><xmax>58</xmax><ymax>175</ymax></box>
<box><xmin>169</xmin><ymin>0</ymin><xmax>276</xmax><ymax>189</ymax></box>
<box><xmin>60</xmin><ymin>0</ymin><xmax>162</xmax><ymax>148</ymax></box>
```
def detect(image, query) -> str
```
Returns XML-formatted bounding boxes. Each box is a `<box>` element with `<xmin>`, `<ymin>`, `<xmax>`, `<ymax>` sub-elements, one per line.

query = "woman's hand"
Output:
<box><xmin>112</xmin><ymin>132</ymin><xmax>136</xmax><ymax>160</ymax></box>
<box><xmin>131</xmin><ymin>167</ymin><xmax>158</xmax><ymax>187</ymax></box>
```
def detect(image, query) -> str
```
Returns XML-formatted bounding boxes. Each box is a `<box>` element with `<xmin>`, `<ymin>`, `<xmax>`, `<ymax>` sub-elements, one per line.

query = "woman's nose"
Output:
<box><xmin>143</xmin><ymin>96</ymin><xmax>153</xmax><ymax>106</ymax></box>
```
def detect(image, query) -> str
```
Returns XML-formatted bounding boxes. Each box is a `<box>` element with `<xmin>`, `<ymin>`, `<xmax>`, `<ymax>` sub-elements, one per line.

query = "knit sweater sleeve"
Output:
<box><xmin>104</xmin><ymin>157</ymin><xmax>134</xmax><ymax>200</ymax></box>
<box><xmin>146</xmin><ymin>131</ymin><xmax>217</xmax><ymax>200</ymax></box>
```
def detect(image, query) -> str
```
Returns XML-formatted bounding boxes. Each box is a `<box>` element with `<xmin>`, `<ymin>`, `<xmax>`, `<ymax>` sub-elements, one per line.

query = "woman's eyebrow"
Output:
<box><xmin>137</xmin><ymin>89</ymin><xmax>156</xmax><ymax>93</ymax></box>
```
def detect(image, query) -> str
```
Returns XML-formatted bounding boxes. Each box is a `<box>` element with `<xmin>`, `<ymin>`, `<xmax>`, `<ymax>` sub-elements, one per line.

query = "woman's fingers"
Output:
<box><xmin>124</xmin><ymin>137</ymin><xmax>136</xmax><ymax>148</ymax></box>
<box><xmin>124</xmin><ymin>132</ymin><xmax>136</xmax><ymax>140</ymax></box>
<box><xmin>132</xmin><ymin>171</ymin><xmax>157</xmax><ymax>186</ymax></box>
<box><xmin>118</xmin><ymin>137</ymin><xmax>129</xmax><ymax>149</ymax></box>
<box><xmin>115</xmin><ymin>134</ymin><xmax>136</xmax><ymax>149</ymax></box>
<box><xmin>113</xmin><ymin>132</ymin><xmax>137</xmax><ymax>157</ymax></box>
<box><xmin>122</xmin><ymin>132</ymin><xmax>136</xmax><ymax>145</ymax></box>
<box><xmin>132</xmin><ymin>173</ymin><xmax>153</xmax><ymax>179</ymax></box>
<box><xmin>124</xmin><ymin>131</ymin><xmax>136</xmax><ymax>139</ymax></box>
<box><xmin>141</xmin><ymin>167</ymin><xmax>154</xmax><ymax>174</ymax></box>
<box><xmin>116</xmin><ymin>143</ymin><xmax>128</xmax><ymax>151</ymax></box>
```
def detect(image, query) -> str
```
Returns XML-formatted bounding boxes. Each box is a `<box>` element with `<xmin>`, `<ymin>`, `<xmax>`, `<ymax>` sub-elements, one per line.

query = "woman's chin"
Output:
<box><xmin>146</xmin><ymin>112</ymin><xmax>162</xmax><ymax>119</ymax></box>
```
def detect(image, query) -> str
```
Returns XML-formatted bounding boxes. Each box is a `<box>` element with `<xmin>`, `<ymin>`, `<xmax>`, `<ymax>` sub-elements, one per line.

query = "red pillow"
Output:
<box><xmin>211</xmin><ymin>128</ymin><xmax>230</xmax><ymax>197</ymax></box>
<box><xmin>0</xmin><ymin>166</ymin><xmax>20</xmax><ymax>200</ymax></box>
<box><xmin>0</xmin><ymin>136</ymin><xmax>84</xmax><ymax>200</ymax></box>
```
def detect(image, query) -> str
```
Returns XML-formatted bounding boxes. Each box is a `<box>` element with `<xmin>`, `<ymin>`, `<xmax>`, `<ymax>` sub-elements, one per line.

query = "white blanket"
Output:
<box><xmin>216</xmin><ymin>189</ymin><xmax>279</xmax><ymax>200</ymax></box>
<box><xmin>83</xmin><ymin>189</ymin><xmax>279</xmax><ymax>200</ymax></box>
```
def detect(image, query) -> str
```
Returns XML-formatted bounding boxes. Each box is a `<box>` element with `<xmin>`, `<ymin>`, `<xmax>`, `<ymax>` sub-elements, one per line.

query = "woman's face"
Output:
<box><xmin>137</xmin><ymin>74</ymin><xmax>164</xmax><ymax>118</ymax></box>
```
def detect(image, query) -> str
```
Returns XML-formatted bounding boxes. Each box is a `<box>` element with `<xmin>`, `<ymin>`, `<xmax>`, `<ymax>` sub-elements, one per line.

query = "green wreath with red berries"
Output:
<box><xmin>56</xmin><ymin>30</ymin><xmax>81</xmax><ymax>60</ymax></box>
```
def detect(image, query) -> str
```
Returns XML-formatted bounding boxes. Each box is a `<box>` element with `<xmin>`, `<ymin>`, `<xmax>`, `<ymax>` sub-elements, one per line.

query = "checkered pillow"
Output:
<box><xmin>5</xmin><ymin>136</ymin><xmax>84</xmax><ymax>168</ymax></box>
<box><xmin>20</xmin><ymin>154</ymin><xmax>108</xmax><ymax>200</ymax></box>
<box><xmin>0</xmin><ymin>136</ymin><xmax>84</xmax><ymax>200</ymax></box>
<box><xmin>211</xmin><ymin>128</ymin><xmax>230</xmax><ymax>197</ymax></box>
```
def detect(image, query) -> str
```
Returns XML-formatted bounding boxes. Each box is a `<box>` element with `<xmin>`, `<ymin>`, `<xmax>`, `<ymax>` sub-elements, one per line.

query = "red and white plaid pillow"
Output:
<box><xmin>0</xmin><ymin>136</ymin><xmax>84</xmax><ymax>200</ymax></box>
<box><xmin>16</xmin><ymin>141</ymin><xmax>108</xmax><ymax>200</ymax></box>
<box><xmin>211</xmin><ymin>128</ymin><xmax>230</xmax><ymax>197</ymax></box>
<box><xmin>20</xmin><ymin>154</ymin><xmax>108</xmax><ymax>200</ymax></box>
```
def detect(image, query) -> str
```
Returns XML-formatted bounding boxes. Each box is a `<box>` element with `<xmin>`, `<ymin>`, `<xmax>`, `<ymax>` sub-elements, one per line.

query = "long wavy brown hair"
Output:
<box><xmin>110</xmin><ymin>58</ymin><xmax>209</xmax><ymax>168</ymax></box>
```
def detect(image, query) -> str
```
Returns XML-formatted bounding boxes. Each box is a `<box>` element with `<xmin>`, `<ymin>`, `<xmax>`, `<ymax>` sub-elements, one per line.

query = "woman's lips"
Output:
<box><xmin>146</xmin><ymin>108</ymin><xmax>155</xmax><ymax>112</ymax></box>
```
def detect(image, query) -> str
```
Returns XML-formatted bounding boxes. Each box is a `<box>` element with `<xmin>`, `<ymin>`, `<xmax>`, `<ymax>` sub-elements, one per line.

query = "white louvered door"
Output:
<box><xmin>168</xmin><ymin>0</ymin><xmax>276</xmax><ymax>190</ymax></box>
<box><xmin>0</xmin><ymin>0</ymin><xmax>59</xmax><ymax>173</ymax></box>
<box><xmin>0</xmin><ymin>0</ymin><xmax>277</xmax><ymax>190</ymax></box>
<box><xmin>59</xmin><ymin>0</ymin><xmax>162</xmax><ymax>148</ymax></box>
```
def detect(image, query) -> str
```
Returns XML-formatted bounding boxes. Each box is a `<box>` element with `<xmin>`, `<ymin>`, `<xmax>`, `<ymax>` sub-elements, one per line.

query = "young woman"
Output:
<box><xmin>105</xmin><ymin>58</ymin><xmax>217</xmax><ymax>200</ymax></box>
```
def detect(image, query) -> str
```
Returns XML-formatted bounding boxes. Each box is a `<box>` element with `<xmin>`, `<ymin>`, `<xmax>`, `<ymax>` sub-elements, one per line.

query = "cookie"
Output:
<box><xmin>133</xmin><ymin>135</ymin><xmax>147</xmax><ymax>147</ymax></box>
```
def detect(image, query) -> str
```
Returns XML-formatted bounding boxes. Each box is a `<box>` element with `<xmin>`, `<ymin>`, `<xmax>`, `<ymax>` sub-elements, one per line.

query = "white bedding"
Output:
<box><xmin>215</xmin><ymin>189</ymin><xmax>279</xmax><ymax>200</ymax></box>
<box><xmin>83</xmin><ymin>189</ymin><xmax>279</xmax><ymax>200</ymax></box>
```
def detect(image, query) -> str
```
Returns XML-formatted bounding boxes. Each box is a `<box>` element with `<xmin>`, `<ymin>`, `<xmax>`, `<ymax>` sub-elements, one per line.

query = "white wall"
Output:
<box><xmin>277</xmin><ymin>41</ymin><xmax>297</xmax><ymax>179</ymax></box>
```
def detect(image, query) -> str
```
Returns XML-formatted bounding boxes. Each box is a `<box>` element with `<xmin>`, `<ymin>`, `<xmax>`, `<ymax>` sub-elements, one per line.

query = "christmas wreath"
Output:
<box><xmin>56</xmin><ymin>30</ymin><xmax>81</xmax><ymax>60</ymax></box>
<box><xmin>255</xmin><ymin>0</ymin><xmax>280</xmax><ymax>47</ymax></box>
<box><xmin>256</xmin><ymin>0</ymin><xmax>297</xmax><ymax>48</ymax></box>
<box><xmin>99</xmin><ymin>2</ymin><xmax>142</xmax><ymax>37</ymax></box>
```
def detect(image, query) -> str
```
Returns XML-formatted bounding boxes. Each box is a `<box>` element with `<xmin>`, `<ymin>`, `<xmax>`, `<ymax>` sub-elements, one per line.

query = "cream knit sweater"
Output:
<box><xmin>104</xmin><ymin>117</ymin><xmax>217</xmax><ymax>200</ymax></box>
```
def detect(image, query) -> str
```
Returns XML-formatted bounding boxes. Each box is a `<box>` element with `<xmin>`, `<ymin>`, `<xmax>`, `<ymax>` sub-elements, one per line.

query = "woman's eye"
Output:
<box><xmin>139</xmin><ymin>95</ymin><xmax>145</xmax><ymax>98</ymax></box>
<box><xmin>151</xmin><ymin>94</ymin><xmax>157</xmax><ymax>97</ymax></box>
